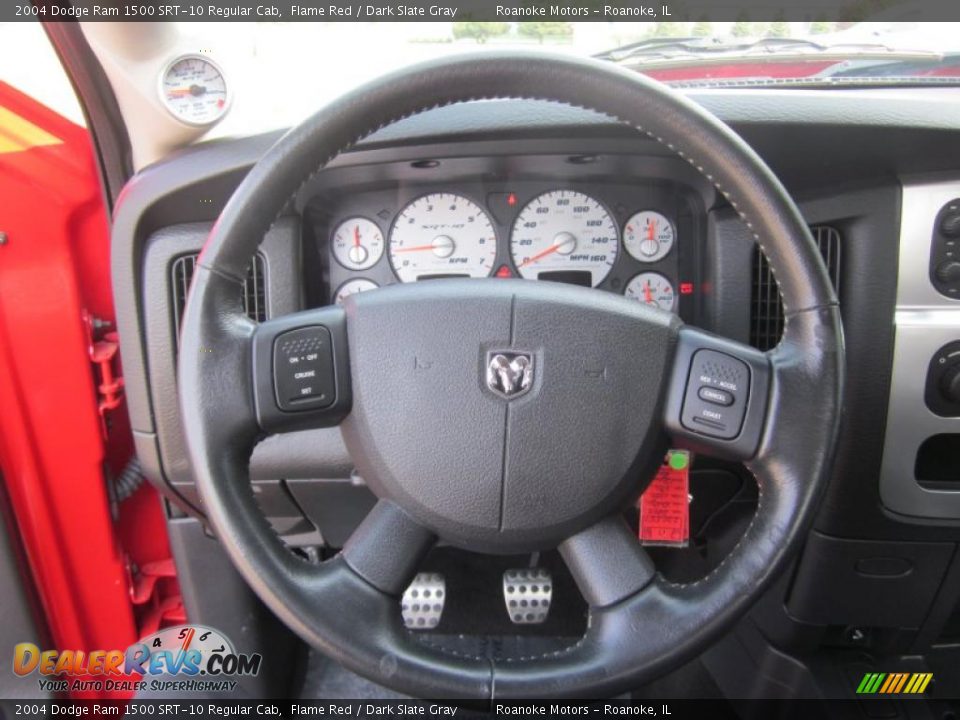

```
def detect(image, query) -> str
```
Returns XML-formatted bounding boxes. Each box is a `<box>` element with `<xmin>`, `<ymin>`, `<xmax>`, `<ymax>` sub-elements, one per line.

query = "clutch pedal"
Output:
<box><xmin>503</xmin><ymin>568</ymin><xmax>552</xmax><ymax>625</ymax></box>
<box><xmin>401</xmin><ymin>572</ymin><xmax>445</xmax><ymax>630</ymax></box>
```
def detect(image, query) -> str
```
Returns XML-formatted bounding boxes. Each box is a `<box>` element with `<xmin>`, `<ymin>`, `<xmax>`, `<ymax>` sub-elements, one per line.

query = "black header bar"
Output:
<box><xmin>10</xmin><ymin>0</ymin><xmax>960</xmax><ymax>22</ymax></box>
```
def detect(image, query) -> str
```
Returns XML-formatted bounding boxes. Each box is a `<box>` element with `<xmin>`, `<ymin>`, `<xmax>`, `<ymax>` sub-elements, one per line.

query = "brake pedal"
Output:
<box><xmin>401</xmin><ymin>572</ymin><xmax>445</xmax><ymax>630</ymax></box>
<box><xmin>503</xmin><ymin>568</ymin><xmax>552</xmax><ymax>625</ymax></box>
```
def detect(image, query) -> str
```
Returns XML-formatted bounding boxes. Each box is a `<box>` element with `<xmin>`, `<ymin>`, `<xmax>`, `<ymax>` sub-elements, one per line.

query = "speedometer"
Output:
<box><xmin>510</xmin><ymin>191</ymin><xmax>618</xmax><ymax>287</ymax></box>
<box><xmin>389</xmin><ymin>193</ymin><xmax>497</xmax><ymax>283</ymax></box>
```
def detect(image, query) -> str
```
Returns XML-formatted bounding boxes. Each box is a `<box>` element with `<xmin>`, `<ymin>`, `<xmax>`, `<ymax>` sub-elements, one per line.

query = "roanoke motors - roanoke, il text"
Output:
<box><xmin>496</xmin><ymin>4</ymin><xmax>659</xmax><ymax>16</ymax></box>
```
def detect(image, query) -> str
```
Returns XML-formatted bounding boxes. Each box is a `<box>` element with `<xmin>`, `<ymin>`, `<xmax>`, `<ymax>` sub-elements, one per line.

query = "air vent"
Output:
<box><xmin>171</xmin><ymin>252</ymin><xmax>267</xmax><ymax>343</ymax></box>
<box><xmin>750</xmin><ymin>225</ymin><xmax>841</xmax><ymax>352</ymax></box>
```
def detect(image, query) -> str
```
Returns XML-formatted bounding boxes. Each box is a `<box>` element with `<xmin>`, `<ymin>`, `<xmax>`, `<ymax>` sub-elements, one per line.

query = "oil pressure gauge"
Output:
<box><xmin>624</xmin><ymin>211</ymin><xmax>675</xmax><ymax>263</ymax></box>
<box><xmin>332</xmin><ymin>218</ymin><xmax>384</xmax><ymax>270</ymax></box>
<box><xmin>159</xmin><ymin>55</ymin><xmax>230</xmax><ymax>126</ymax></box>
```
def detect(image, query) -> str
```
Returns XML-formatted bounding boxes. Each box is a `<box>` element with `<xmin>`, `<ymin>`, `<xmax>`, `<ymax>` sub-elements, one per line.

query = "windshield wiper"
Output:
<box><xmin>594</xmin><ymin>36</ymin><xmax>932</xmax><ymax>65</ymax></box>
<box><xmin>594</xmin><ymin>37</ymin><xmax>824</xmax><ymax>62</ymax></box>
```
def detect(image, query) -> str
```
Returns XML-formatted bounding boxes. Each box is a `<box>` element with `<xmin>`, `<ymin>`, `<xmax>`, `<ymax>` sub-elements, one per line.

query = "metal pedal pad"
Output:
<box><xmin>401</xmin><ymin>572</ymin><xmax>445</xmax><ymax>630</ymax></box>
<box><xmin>503</xmin><ymin>568</ymin><xmax>552</xmax><ymax>625</ymax></box>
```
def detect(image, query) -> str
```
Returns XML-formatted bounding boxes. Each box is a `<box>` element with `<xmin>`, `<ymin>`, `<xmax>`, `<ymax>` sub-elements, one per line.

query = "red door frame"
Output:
<box><xmin>0</xmin><ymin>80</ymin><xmax>180</xmax><ymax>699</ymax></box>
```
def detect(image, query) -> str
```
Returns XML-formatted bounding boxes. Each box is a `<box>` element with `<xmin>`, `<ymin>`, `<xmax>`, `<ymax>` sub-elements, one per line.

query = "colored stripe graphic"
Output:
<box><xmin>892</xmin><ymin>673</ymin><xmax>909</xmax><ymax>693</ymax></box>
<box><xmin>857</xmin><ymin>672</ymin><xmax>933</xmax><ymax>694</ymax></box>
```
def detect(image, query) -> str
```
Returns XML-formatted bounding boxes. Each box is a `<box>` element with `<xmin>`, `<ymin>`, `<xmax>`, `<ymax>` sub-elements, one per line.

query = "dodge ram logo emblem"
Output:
<box><xmin>486</xmin><ymin>351</ymin><xmax>534</xmax><ymax>399</ymax></box>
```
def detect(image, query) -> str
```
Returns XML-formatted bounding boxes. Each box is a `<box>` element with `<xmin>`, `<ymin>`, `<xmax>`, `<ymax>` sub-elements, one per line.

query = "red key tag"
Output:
<box><xmin>639</xmin><ymin>450</ymin><xmax>691</xmax><ymax>547</ymax></box>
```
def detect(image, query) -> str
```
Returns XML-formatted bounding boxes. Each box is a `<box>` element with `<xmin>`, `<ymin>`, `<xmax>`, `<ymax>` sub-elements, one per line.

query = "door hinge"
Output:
<box><xmin>85</xmin><ymin>311</ymin><xmax>124</xmax><ymax>437</ymax></box>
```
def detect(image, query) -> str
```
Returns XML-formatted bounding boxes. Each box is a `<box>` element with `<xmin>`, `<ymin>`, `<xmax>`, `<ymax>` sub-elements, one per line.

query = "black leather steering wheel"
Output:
<box><xmin>178</xmin><ymin>52</ymin><xmax>843</xmax><ymax>699</ymax></box>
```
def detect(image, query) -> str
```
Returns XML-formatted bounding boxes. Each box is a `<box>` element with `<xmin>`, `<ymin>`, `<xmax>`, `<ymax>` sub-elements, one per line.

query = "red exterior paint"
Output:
<box><xmin>0</xmin><ymin>80</ymin><xmax>179</xmax><ymax>699</ymax></box>
<box><xmin>644</xmin><ymin>60</ymin><xmax>838</xmax><ymax>82</ymax></box>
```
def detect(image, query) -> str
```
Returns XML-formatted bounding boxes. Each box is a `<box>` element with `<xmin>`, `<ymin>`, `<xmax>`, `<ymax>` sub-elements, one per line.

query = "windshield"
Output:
<box><xmin>185</xmin><ymin>21</ymin><xmax>960</xmax><ymax>137</ymax></box>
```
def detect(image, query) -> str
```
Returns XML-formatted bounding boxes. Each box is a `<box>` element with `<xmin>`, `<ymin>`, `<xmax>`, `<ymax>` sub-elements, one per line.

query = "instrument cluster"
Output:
<box><xmin>322</xmin><ymin>182</ymin><xmax>697</xmax><ymax>318</ymax></box>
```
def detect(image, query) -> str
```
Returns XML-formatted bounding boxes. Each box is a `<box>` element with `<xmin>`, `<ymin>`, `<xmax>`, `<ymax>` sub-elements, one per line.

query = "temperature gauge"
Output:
<box><xmin>334</xmin><ymin>278</ymin><xmax>379</xmax><ymax>305</ymax></box>
<box><xmin>625</xmin><ymin>272</ymin><xmax>676</xmax><ymax>312</ymax></box>
<box><xmin>332</xmin><ymin>218</ymin><xmax>384</xmax><ymax>271</ymax></box>
<box><xmin>623</xmin><ymin>211</ymin><xmax>675</xmax><ymax>263</ymax></box>
<box><xmin>159</xmin><ymin>55</ymin><xmax>230</xmax><ymax>126</ymax></box>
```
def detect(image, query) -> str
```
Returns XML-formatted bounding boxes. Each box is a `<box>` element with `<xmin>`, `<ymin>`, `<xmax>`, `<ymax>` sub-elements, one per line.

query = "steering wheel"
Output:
<box><xmin>178</xmin><ymin>52</ymin><xmax>843</xmax><ymax>699</ymax></box>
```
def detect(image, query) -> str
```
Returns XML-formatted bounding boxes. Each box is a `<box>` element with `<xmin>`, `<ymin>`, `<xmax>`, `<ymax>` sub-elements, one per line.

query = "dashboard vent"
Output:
<box><xmin>750</xmin><ymin>225</ymin><xmax>841</xmax><ymax>352</ymax></box>
<box><xmin>171</xmin><ymin>252</ymin><xmax>267</xmax><ymax>344</ymax></box>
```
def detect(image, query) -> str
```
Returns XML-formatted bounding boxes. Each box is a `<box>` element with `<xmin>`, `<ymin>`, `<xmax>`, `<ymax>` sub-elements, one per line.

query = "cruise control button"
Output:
<box><xmin>273</xmin><ymin>326</ymin><xmax>336</xmax><ymax>411</ymax></box>
<box><xmin>680</xmin><ymin>349</ymin><xmax>751</xmax><ymax>440</ymax></box>
<box><xmin>698</xmin><ymin>386</ymin><xmax>734</xmax><ymax>406</ymax></box>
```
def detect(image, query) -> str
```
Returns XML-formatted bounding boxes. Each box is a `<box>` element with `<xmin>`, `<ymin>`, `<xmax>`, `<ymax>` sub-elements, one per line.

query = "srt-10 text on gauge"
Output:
<box><xmin>389</xmin><ymin>193</ymin><xmax>497</xmax><ymax>283</ymax></box>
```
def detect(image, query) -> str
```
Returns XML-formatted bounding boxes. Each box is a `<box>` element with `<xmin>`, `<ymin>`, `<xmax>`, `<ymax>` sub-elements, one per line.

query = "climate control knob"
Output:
<box><xmin>941</xmin><ymin>364</ymin><xmax>960</xmax><ymax>405</ymax></box>
<box><xmin>941</xmin><ymin>211</ymin><xmax>960</xmax><ymax>238</ymax></box>
<box><xmin>935</xmin><ymin>260</ymin><xmax>960</xmax><ymax>285</ymax></box>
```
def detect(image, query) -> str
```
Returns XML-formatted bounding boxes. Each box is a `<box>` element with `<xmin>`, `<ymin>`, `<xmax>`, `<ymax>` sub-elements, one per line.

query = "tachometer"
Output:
<box><xmin>625</xmin><ymin>272</ymin><xmax>676</xmax><ymax>312</ymax></box>
<box><xmin>389</xmin><ymin>193</ymin><xmax>497</xmax><ymax>283</ymax></box>
<box><xmin>623</xmin><ymin>211</ymin><xmax>675</xmax><ymax>263</ymax></box>
<box><xmin>159</xmin><ymin>55</ymin><xmax>230</xmax><ymax>126</ymax></box>
<box><xmin>510</xmin><ymin>190</ymin><xmax>618</xmax><ymax>287</ymax></box>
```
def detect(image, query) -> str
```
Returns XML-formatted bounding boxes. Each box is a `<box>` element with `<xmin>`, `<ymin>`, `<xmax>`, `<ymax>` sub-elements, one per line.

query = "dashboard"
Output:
<box><xmin>112</xmin><ymin>89</ymin><xmax>960</xmax><ymax>551</ymax></box>
<box><xmin>106</xmin><ymin>85</ymin><xmax>960</xmax><ymax>691</ymax></box>
<box><xmin>305</xmin><ymin>152</ymin><xmax>707</xmax><ymax>323</ymax></box>
<box><xmin>320</xmin><ymin>181</ymin><xmax>698</xmax><ymax>314</ymax></box>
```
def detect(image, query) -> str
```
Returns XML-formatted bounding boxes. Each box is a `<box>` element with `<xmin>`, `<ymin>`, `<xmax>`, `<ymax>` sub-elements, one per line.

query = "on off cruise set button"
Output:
<box><xmin>273</xmin><ymin>326</ymin><xmax>336</xmax><ymax>411</ymax></box>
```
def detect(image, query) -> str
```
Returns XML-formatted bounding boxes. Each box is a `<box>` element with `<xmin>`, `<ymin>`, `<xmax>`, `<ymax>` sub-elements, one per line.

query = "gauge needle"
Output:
<box><xmin>353</xmin><ymin>225</ymin><xmax>361</xmax><ymax>247</ymax></box>
<box><xmin>392</xmin><ymin>244</ymin><xmax>438</xmax><ymax>253</ymax></box>
<box><xmin>647</xmin><ymin>221</ymin><xmax>656</xmax><ymax>241</ymax></box>
<box><xmin>173</xmin><ymin>627</ymin><xmax>195</xmax><ymax>673</ymax></box>
<box><xmin>520</xmin><ymin>233</ymin><xmax>576</xmax><ymax>267</ymax></box>
<box><xmin>519</xmin><ymin>244</ymin><xmax>563</xmax><ymax>267</ymax></box>
<box><xmin>643</xmin><ymin>281</ymin><xmax>655</xmax><ymax>305</ymax></box>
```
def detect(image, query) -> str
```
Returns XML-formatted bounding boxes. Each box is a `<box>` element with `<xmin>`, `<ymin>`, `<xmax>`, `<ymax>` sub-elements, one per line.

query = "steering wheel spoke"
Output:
<box><xmin>250</xmin><ymin>306</ymin><xmax>352</xmax><ymax>434</ymax></box>
<box><xmin>559</xmin><ymin>515</ymin><xmax>655</xmax><ymax>609</ymax></box>
<box><xmin>342</xmin><ymin>500</ymin><xmax>437</xmax><ymax>596</ymax></box>
<box><xmin>663</xmin><ymin>325</ymin><xmax>771</xmax><ymax>462</ymax></box>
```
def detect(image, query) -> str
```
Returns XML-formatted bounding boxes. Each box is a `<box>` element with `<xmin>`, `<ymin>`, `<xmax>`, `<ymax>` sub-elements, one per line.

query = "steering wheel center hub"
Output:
<box><xmin>340</xmin><ymin>279</ymin><xmax>678</xmax><ymax>552</ymax></box>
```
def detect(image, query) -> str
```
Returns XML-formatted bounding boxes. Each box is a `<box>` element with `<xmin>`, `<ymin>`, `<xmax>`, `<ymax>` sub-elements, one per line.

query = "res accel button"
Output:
<box><xmin>680</xmin><ymin>349</ymin><xmax>751</xmax><ymax>440</ymax></box>
<box><xmin>698</xmin><ymin>386</ymin><xmax>734</xmax><ymax>406</ymax></box>
<box><xmin>273</xmin><ymin>326</ymin><xmax>336</xmax><ymax>411</ymax></box>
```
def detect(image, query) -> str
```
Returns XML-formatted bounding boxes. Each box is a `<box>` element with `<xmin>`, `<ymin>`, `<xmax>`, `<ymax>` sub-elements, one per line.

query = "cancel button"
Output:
<box><xmin>698</xmin><ymin>386</ymin><xmax>734</xmax><ymax>407</ymax></box>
